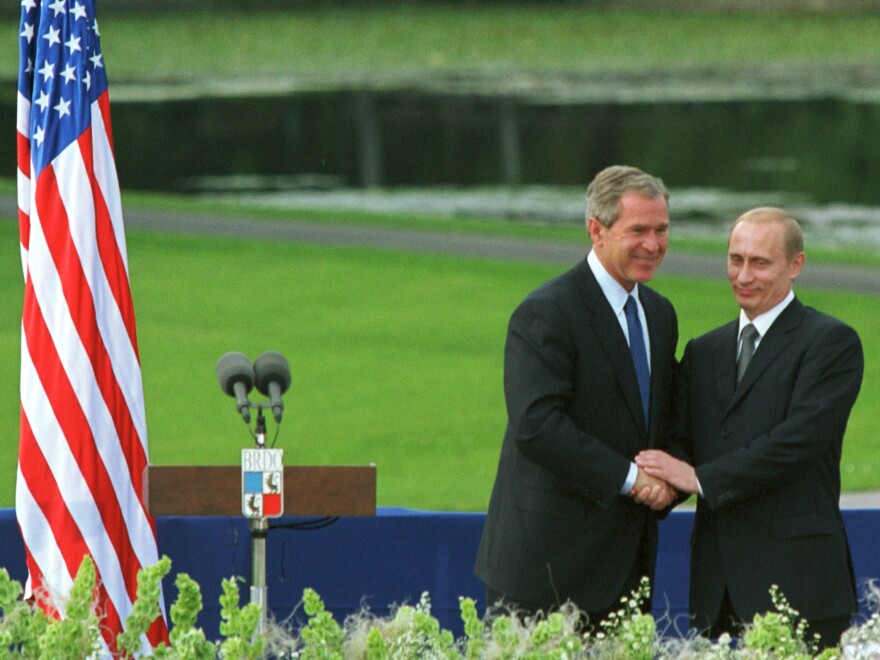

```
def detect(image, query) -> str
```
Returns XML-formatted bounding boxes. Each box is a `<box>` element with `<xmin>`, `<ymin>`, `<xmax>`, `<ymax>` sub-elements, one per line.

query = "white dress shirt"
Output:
<box><xmin>587</xmin><ymin>250</ymin><xmax>650</xmax><ymax>495</ymax></box>
<box><xmin>737</xmin><ymin>290</ymin><xmax>795</xmax><ymax>358</ymax></box>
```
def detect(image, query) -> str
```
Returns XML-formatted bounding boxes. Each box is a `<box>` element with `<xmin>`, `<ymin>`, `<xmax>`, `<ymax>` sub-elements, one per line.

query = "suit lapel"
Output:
<box><xmin>714</xmin><ymin>321</ymin><xmax>739</xmax><ymax>407</ymax></box>
<box><xmin>575</xmin><ymin>261</ymin><xmax>648</xmax><ymax>436</ymax></box>
<box><xmin>726</xmin><ymin>298</ymin><xmax>805</xmax><ymax>413</ymax></box>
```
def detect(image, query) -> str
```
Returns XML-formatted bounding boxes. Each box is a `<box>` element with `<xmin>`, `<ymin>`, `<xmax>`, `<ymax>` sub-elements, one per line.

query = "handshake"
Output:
<box><xmin>628</xmin><ymin>450</ymin><xmax>700</xmax><ymax>511</ymax></box>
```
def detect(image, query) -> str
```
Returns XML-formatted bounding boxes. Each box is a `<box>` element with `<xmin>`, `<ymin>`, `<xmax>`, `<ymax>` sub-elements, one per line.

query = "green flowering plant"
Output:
<box><xmin>0</xmin><ymin>566</ymin><xmax>49</xmax><ymax>656</ymax></box>
<box><xmin>741</xmin><ymin>584</ymin><xmax>817</xmax><ymax>659</ymax></box>
<box><xmin>839</xmin><ymin>580</ymin><xmax>880</xmax><ymax>660</ymax></box>
<box><xmin>217</xmin><ymin>576</ymin><xmax>264</xmax><ymax>660</ymax></box>
<box><xmin>588</xmin><ymin>576</ymin><xmax>656</xmax><ymax>660</ymax></box>
<box><xmin>117</xmin><ymin>555</ymin><xmax>172</xmax><ymax>657</ymax></box>
<box><xmin>0</xmin><ymin>555</ymin><xmax>268</xmax><ymax>659</ymax></box>
<box><xmin>486</xmin><ymin>606</ymin><xmax>527</xmax><ymax>657</ymax></box>
<box><xmin>524</xmin><ymin>609</ymin><xmax>583</xmax><ymax>658</ymax></box>
<box><xmin>345</xmin><ymin>591</ymin><xmax>458</xmax><ymax>659</ymax></box>
<box><xmin>153</xmin><ymin>573</ymin><xmax>217</xmax><ymax>658</ymax></box>
<box><xmin>3</xmin><ymin>555</ymin><xmax>880</xmax><ymax>658</ymax></box>
<box><xmin>35</xmin><ymin>555</ymin><xmax>102</xmax><ymax>659</ymax></box>
<box><xmin>459</xmin><ymin>596</ymin><xmax>485</xmax><ymax>659</ymax></box>
<box><xmin>296</xmin><ymin>587</ymin><xmax>345</xmax><ymax>659</ymax></box>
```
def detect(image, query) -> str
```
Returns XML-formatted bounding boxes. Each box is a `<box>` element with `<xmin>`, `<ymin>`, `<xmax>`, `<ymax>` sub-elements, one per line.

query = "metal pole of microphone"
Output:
<box><xmin>218</xmin><ymin>350</ymin><xmax>290</xmax><ymax>638</ymax></box>
<box><xmin>249</xmin><ymin>409</ymin><xmax>269</xmax><ymax>635</ymax></box>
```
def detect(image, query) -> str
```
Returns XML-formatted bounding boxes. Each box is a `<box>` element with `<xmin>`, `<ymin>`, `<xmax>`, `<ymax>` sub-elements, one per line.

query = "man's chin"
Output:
<box><xmin>634</xmin><ymin>267</ymin><xmax>660</xmax><ymax>282</ymax></box>
<box><xmin>734</xmin><ymin>297</ymin><xmax>760</xmax><ymax>317</ymax></box>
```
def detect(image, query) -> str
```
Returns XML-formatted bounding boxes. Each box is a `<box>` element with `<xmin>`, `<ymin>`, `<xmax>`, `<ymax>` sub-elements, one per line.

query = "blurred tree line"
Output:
<box><xmin>4</xmin><ymin>0</ymin><xmax>879</xmax><ymax>18</ymax></box>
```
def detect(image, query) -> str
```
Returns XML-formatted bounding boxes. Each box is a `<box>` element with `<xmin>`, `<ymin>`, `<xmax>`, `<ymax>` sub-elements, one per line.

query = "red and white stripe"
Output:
<box><xmin>17</xmin><ymin>86</ymin><xmax>168</xmax><ymax>654</ymax></box>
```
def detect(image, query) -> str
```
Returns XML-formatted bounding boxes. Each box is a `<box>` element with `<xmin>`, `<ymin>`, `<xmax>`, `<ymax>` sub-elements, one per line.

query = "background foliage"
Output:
<box><xmin>2</xmin><ymin>8</ymin><xmax>880</xmax><ymax>82</ymax></box>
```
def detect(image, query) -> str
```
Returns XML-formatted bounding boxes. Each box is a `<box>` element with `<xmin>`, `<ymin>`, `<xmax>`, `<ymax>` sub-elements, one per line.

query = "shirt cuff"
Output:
<box><xmin>621</xmin><ymin>462</ymin><xmax>638</xmax><ymax>495</ymax></box>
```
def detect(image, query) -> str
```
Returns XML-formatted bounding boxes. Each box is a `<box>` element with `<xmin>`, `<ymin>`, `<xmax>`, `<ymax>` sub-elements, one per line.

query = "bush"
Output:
<box><xmin>1</xmin><ymin>557</ymin><xmax>878</xmax><ymax>658</ymax></box>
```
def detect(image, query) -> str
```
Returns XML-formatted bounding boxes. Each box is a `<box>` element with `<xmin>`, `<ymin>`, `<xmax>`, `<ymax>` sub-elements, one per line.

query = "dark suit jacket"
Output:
<box><xmin>474</xmin><ymin>257</ymin><xmax>678</xmax><ymax>613</ymax></box>
<box><xmin>674</xmin><ymin>297</ymin><xmax>863</xmax><ymax>628</ymax></box>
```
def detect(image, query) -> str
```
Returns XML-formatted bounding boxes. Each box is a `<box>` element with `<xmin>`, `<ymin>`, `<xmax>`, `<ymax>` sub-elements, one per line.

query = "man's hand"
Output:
<box><xmin>629</xmin><ymin>468</ymin><xmax>677</xmax><ymax>511</ymax></box>
<box><xmin>635</xmin><ymin>450</ymin><xmax>699</xmax><ymax>495</ymax></box>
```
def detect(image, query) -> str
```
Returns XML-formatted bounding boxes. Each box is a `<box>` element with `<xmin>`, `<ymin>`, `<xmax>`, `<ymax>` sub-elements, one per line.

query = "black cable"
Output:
<box><xmin>269</xmin><ymin>516</ymin><xmax>340</xmax><ymax>532</ymax></box>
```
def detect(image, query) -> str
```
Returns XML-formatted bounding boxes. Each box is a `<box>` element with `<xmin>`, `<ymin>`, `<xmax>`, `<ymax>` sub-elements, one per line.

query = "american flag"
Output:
<box><xmin>17</xmin><ymin>0</ymin><xmax>168</xmax><ymax>652</ymax></box>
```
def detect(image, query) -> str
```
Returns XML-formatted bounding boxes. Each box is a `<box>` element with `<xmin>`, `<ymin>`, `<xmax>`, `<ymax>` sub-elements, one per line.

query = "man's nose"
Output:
<box><xmin>643</xmin><ymin>232</ymin><xmax>660</xmax><ymax>252</ymax></box>
<box><xmin>736</xmin><ymin>265</ymin><xmax>754</xmax><ymax>283</ymax></box>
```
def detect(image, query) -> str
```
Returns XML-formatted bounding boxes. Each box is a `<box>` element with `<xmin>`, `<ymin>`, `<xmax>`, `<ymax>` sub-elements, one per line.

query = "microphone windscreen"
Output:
<box><xmin>253</xmin><ymin>351</ymin><xmax>291</xmax><ymax>396</ymax></box>
<box><xmin>215</xmin><ymin>352</ymin><xmax>254</xmax><ymax>396</ymax></box>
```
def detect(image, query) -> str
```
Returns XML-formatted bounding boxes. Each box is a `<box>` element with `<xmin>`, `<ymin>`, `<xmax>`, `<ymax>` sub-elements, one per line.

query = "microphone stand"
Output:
<box><xmin>218</xmin><ymin>350</ymin><xmax>290</xmax><ymax>637</ymax></box>
<box><xmin>249</xmin><ymin>408</ymin><xmax>269</xmax><ymax>635</ymax></box>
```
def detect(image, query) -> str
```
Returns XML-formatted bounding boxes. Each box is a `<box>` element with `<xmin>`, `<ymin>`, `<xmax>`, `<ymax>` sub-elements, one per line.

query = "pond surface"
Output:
<box><xmin>6</xmin><ymin>88</ymin><xmax>880</xmax><ymax>248</ymax></box>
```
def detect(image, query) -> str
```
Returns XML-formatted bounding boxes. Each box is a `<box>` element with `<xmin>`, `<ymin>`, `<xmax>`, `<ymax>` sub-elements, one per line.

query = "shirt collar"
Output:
<box><xmin>738</xmin><ymin>290</ymin><xmax>795</xmax><ymax>339</ymax></box>
<box><xmin>588</xmin><ymin>250</ymin><xmax>638</xmax><ymax>313</ymax></box>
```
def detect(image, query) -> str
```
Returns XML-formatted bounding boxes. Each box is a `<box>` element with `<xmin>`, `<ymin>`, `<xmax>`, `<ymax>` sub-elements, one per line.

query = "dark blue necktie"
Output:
<box><xmin>624</xmin><ymin>295</ymin><xmax>650</xmax><ymax>427</ymax></box>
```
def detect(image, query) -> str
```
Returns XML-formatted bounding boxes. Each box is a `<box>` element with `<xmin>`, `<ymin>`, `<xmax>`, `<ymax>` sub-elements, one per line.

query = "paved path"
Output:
<box><xmin>117</xmin><ymin>205</ymin><xmax>880</xmax><ymax>296</ymax></box>
<box><xmin>839</xmin><ymin>492</ymin><xmax>880</xmax><ymax>509</ymax></box>
<box><xmin>4</xmin><ymin>194</ymin><xmax>877</xmax><ymax>294</ymax></box>
<box><xmin>675</xmin><ymin>492</ymin><xmax>880</xmax><ymax>510</ymax></box>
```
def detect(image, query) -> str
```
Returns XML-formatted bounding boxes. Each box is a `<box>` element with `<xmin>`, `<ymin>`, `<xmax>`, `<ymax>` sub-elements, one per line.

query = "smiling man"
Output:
<box><xmin>637</xmin><ymin>207</ymin><xmax>864</xmax><ymax>649</ymax></box>
<box><xmin>475</xmin><ymin>165</ymin><xmax>679</xmax><ymax>628</ymax></box>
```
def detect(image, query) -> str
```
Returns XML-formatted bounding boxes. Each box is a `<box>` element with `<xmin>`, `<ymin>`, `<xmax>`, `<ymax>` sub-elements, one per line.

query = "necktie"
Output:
<box><xmin>737</xmin><ymin>324</ymin><xmax>759</xmax><ymax>385</ymax></box>
<box><xmin>624</xmin><ymin>295</ymin><xmax>650</xmax><ymax>426</ymax></box>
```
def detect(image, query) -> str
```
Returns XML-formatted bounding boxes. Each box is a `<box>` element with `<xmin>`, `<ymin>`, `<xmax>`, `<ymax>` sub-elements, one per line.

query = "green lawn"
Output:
<box><xmin>3</xmin><ymin>8</ymin><xmax>880</xmax><ymax>83</ymax></box>
<box><xmin>1</xmin><ymin>219</ymin><xmax>877</xmax><ymax>510</ymax></box>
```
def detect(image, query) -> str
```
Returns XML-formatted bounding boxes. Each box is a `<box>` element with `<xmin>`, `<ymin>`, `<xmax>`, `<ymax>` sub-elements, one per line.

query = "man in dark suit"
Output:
<box><xmin>474</xmin><ymin>165</ymin><xmax>679</xmax><ymax>627</ymax></box>
<box><xmin>637</xmin><ymin>207</ymin><xmax>864</xmax><ymax>648</ymax></box>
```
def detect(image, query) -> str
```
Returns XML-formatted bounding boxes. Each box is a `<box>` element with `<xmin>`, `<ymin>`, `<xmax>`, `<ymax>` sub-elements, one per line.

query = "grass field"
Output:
<box><xmin>1</xmin><ymin>217</ymin><xmax>877</xmax><ymax>510</ymax></box>
<box><xmin>3</xmin><ymin>7</ymin><xmax>880</xmax><ymax>83</ymax></box>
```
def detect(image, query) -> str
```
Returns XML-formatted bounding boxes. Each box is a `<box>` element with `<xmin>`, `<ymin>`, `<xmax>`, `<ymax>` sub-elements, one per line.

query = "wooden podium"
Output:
<box><xmin>144</xmin><ymin>464</ymin><xmax>376</xmax><ymax>517</ymax></box>
<box><xmin>144</xmin><ymin>463</ymin><xmax>376</xmax><ymax>631</ymax></box>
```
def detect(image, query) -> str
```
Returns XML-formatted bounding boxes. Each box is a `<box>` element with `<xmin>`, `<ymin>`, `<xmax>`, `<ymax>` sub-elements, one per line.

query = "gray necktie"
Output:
<box><xmin>737</xmin><ymin>324</ymin><xmax>759</xmax><ymax>385</ymax></box>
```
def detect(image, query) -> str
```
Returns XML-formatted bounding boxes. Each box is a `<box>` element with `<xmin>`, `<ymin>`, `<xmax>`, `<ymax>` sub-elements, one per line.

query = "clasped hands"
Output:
<box><xmin>628</xmin><ymin>450</ymin><xmax>700</xmax><ymax>511</ymax></box>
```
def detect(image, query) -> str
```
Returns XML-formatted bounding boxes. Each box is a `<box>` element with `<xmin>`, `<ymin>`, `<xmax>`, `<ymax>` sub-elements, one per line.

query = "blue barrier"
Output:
<box><xmin>0</xmin><ymin>508</ymin><xmax>877</xmax><ymax>639</ymax></box>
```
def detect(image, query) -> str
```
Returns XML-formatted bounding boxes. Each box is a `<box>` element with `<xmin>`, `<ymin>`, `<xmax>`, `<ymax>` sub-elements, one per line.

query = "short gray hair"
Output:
<box><xmin>586</xmin><ymin>165</ymin><xmax>669</xmax><ymax>228</ymax></box>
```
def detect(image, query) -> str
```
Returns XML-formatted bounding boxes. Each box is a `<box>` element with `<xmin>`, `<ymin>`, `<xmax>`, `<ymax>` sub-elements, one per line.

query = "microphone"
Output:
<box><xmin>253</xmin><ymin>351</ymin><xmax>291</xmax><ymax>423</ymax></box>
<box><xmin>215</xmin><ymin>352</ymin><xmax>255</xmax><ymax>423</ymax></box>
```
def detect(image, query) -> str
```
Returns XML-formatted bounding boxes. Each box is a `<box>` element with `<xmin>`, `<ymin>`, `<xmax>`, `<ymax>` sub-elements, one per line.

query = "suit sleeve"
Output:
<box><xmin>661</xmin><ymin>343</ymin><xmax>694</xmax><ymax>464</ymax></box>
<box><xmin>697</xmin><ymin>322</ymin><xmax>864</xmax><ymax>510</ymax></box>
<box><xmin>503</xmin><ymin>296</ymin><xmax>632</xmax><ymax>506</ymax></box>
<box><xmin>654</xmin><ymin>343</ymin><xmax>697</xmax><ymax>510</ymax></box>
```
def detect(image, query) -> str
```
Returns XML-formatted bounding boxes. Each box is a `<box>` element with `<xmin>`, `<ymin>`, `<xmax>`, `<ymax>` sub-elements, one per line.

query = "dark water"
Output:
<box><xmin>101</xmin><ymin>91</ymin><xmax>880</xmax><ymax>207</ymax></box>
<box><xmin>7</xmin><ymin>88</ymin><xmax>880</xmax><ymax>206</ymax></box>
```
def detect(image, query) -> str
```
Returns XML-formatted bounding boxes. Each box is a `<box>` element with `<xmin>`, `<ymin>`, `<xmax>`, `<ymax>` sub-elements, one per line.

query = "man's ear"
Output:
<box><xmin>587</xmin><ymin>216</ymin><xmax>604</xmax><ymax>244</ymax></box>
<box><xmin>790</xmin><ymin>251</ymin><xmax>805</xmax><ymax>282</ymax></box>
